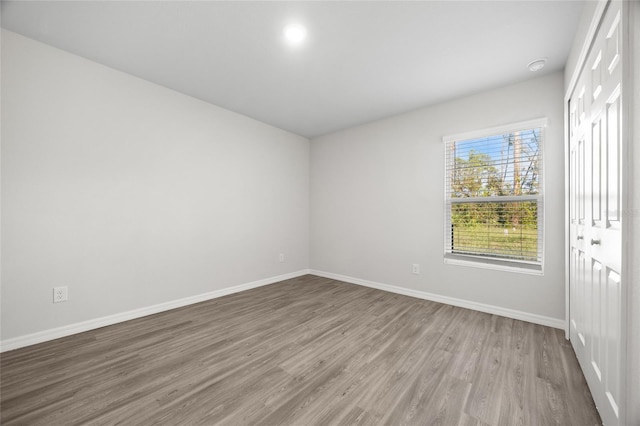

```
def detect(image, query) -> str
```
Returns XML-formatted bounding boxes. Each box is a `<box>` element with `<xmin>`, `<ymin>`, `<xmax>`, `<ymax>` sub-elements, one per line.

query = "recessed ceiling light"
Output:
<box><xmin>283</xmin><ymin>24</ymin><xmax>307</xmax><ymax>45</ymax></box>
<box><xmin>527</xmin><ymin>58</ymin><xmax>547</xmax><ymax>72</ymax></box>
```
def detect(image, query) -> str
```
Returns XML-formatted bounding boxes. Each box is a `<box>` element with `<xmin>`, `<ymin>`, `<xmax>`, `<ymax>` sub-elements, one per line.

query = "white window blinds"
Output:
<box><xmin>443</xmin><ymin>119</ymin><xmax>546</xmax><ymax>271</ymax></box>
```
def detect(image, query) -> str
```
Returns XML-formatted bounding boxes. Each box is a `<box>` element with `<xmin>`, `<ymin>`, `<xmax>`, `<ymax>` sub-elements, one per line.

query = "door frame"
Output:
<box><xmin>564</xmin><ymin>1</ymin><xmax>638</xmax><ymax>424</ymax></box>
<box><xmin>623</xmin><ymin>2</ymin><xmax>639</xmax><ymax>424</ymax></box>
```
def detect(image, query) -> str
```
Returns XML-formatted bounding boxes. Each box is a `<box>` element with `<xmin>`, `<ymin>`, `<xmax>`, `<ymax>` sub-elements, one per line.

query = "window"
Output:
<box><xmin>443</xmin><ymin>118</ymin><xmax>546</xmax><ymax>273</ymax></box>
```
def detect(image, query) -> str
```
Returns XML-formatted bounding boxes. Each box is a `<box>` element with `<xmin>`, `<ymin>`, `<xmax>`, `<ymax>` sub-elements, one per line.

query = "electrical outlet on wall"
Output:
<box><xmin>412</xmin><ymin>264</ymin><xmax>420</xmax><ymax>275</ymax></box>
<box><xmin>279</xmin><ymin>253</ymin><xmax>285</xmax><ymax>263</ymax></box>
<box><xmin>53</xmin><ymin>286</ymin><xmax>68</xmax><ymax>303</ymax></box>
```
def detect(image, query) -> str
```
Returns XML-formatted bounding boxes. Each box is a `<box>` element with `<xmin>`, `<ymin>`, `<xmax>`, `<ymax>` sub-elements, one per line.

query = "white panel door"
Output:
<box><xmin>569</xmin><ymin>2</ymin><xmax>623</xmax><ymax>425</ymax></box>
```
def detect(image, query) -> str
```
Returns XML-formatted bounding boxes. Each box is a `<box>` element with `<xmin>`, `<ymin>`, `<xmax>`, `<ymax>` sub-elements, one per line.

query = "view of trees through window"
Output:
<box><xmin>447</xmin><ymin>128</ymin><xmax>541</xmax><ymax>262</ymax></box>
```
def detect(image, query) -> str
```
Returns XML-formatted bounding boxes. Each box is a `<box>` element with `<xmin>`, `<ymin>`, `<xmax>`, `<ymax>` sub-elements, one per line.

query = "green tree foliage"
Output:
<box><xmin>450</xmin><ymin>130</ymin><xmax>539</xmax><ymax>259</ymax></box>
<box><xmin>451</xmin><ymin>151</ymin><xmax>502</xmax><ymax>197</ymax></box>
<box><xmin>450</xmin><ymin>141</ymin><xmax>540</xmax><ymax>259</ymax></box>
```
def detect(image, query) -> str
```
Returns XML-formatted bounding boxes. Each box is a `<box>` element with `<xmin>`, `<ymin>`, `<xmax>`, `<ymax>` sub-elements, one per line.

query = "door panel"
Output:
<box><xmin>569</xmin><ymin>2</ymin><xmax>623</xmax><ymax>425</ymax></box>
<box><xmin>592</xmin><ymin>118</ymin><xmax>602</xmax><ymax>227</ymax></box>
<box><xmin>606</xmin><ymin>91</ymin><xmax>620</xmax><ymax>228</ymax></box>
<box><xmin>590</xmin><ymin>259</ymin><xmax>603</xmax><ymax>381</ymax></box>
<box><xmin>605</xmin><ymin>269</ymin><xmax>621</xmax><ymax>418</ymax></box>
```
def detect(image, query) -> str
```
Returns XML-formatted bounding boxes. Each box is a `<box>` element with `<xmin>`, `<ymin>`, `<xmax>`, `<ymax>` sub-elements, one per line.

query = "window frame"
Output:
<box><xmin>442</xmin><ymin>118</ymin><xmax>547</xmax><ymax>275</ymax></box>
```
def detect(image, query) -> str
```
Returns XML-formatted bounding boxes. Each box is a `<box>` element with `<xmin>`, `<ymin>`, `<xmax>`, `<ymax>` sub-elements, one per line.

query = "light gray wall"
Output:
<box><xmin>1</xmin><ymin>30</ymin><xmax>310</xmax><ymax>340</ymax></box>
<box><xmin>310</xmin><ymin>72</ymin><xmax>565</xmax><ymax>321</ymax></box>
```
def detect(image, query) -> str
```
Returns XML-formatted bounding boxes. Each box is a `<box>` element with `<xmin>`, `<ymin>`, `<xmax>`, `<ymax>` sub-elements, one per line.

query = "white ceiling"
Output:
<box><xmin>1</xmin><ymin>1</ymin><xmax>584</xmax><ymax>138</ymax></box>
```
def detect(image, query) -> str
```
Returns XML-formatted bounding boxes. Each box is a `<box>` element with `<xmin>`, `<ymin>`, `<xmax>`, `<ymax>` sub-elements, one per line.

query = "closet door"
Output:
<box><xmin>568</xmin><ymin>2</ymin><xmax>623</xmax><ymax>425</ymax></box>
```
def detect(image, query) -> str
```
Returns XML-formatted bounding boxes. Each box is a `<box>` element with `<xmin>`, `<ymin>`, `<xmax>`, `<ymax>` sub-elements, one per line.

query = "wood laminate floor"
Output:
<box><xmin>1</xmin><ymin>275</ymin><xmax>601</xmax><ymax>425</ymax></box>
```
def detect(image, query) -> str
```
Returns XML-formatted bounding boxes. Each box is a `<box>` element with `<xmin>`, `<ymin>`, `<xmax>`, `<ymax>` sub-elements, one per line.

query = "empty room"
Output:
<box><xmin>1</xmin><ymin>1</ymin><xmax>638</xmax><ymax>425</ymax></box>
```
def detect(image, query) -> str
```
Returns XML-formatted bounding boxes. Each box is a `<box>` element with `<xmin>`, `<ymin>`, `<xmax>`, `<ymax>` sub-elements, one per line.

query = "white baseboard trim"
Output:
<box><xmin>309</xmin><ymin>270</ymin><xmax>565</xmax><ymax>329</ymax></box>
<box><xmin>0</xmin><ymin>269</ymin><xmax>311</xmax><ymax>353</ymax></box>
<box><xmin>1</xmin><ymin>268</ymin><xmax>563</xmax><ymax>352</ymax></box>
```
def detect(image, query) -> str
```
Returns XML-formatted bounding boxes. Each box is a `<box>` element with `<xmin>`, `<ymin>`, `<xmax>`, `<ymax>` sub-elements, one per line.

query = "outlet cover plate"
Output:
<box><xmin>53</xmin><ymin>286</ymin><xmax>68</xmax><ymax>303</ymax></box>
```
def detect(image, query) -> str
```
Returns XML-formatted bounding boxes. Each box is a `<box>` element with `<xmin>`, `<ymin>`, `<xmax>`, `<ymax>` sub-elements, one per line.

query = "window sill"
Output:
<box><xmin>444</xmin><ymin>253</ymin><xmax>543</xmax><ymax>275</ymax></box>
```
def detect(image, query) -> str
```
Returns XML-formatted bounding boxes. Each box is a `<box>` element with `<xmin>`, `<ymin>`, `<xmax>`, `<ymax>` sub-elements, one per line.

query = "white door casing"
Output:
<box><xmin>568</xmin><ymin>2</ymin><xmax>624</xmax><ymax>425</ymax></box>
